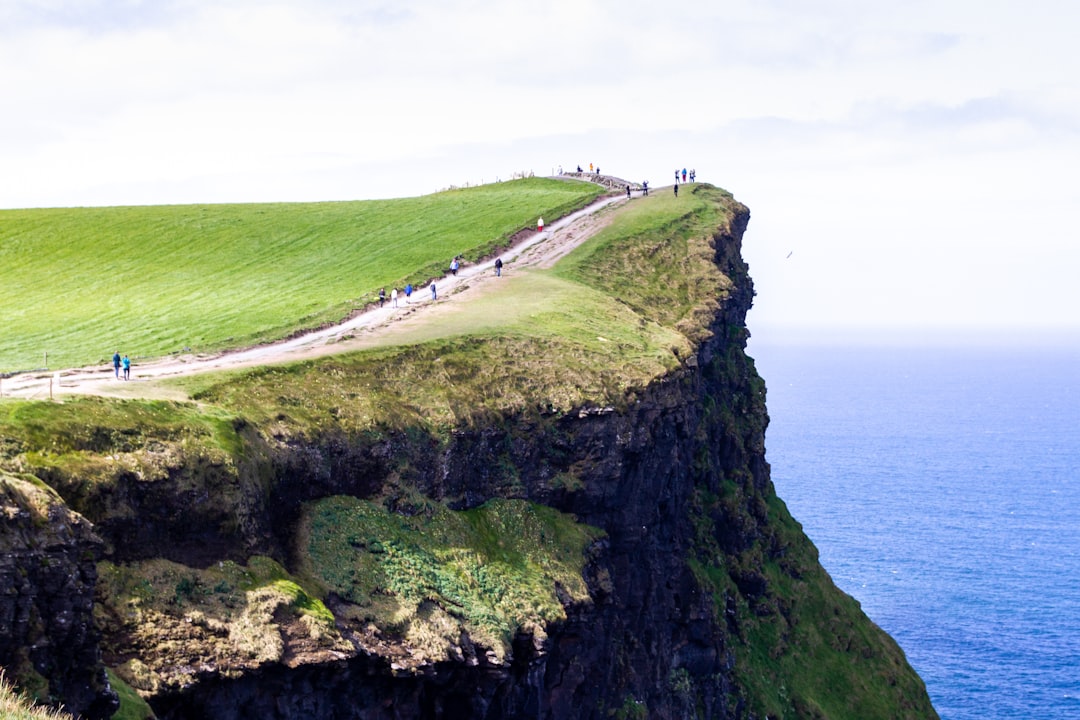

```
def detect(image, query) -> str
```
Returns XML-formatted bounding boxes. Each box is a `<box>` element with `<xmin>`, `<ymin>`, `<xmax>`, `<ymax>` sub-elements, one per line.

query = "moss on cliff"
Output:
<box><xmin>297</xmin><ymin>496</ymin><xmax>602</xmax><ymax>665</ymax></box>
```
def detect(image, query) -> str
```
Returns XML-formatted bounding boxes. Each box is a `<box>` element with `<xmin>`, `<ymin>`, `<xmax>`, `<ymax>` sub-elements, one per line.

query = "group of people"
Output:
<box><xmin>673</xmin><ymin>167</ymin><xmax>696</xmax><ymax>197</ymax></box>
<box><xmin>111</xmin><ymin>351</ymin><xmax>131</xmax><ymax>380</ymax></box>
<box><xmin>675</xmin><ymin>168</ymin><xmax>696</xmax><ymax>184</ymax></box>
<box><xmin>375</xmin><ymin>254</ymin><xmax>506</xmax><ymax>310</ymax></box>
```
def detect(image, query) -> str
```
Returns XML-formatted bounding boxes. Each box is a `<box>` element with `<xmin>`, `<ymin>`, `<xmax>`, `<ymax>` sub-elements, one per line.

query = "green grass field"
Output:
<box><xmin>0</xmin><ymin>178</ymin><xmax>602</xmax><ymax>373</ymax></box>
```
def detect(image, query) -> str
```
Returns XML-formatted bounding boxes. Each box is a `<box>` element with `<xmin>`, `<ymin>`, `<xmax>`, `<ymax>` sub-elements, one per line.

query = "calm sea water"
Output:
<box><xmin>749</xmin><ymin>343</ymin><xmax>1080</xmax><ymax>720</ymax></box>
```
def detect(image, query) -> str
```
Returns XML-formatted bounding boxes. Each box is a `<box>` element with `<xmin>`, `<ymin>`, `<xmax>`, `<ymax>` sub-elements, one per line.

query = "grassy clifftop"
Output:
<box><xmin>0</xmin><ymin>177</ymin><xmax>602</xmax><ymax>372</ymax></box>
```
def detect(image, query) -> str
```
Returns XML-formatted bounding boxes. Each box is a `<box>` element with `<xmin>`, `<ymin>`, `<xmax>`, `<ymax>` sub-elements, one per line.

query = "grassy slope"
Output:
<box><xmin>0</xmin><ymin>178</ymin><xmax>602</xmax><ymax>372</ymax></box>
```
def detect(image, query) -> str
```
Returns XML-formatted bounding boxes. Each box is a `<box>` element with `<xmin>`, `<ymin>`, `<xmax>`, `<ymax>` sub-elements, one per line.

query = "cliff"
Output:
<box><xmin>0</xmin><ymin>185</ymin><xmax>938</xmax><ymax>719</ymax></box>
<box><xmin>0</xmin><ymin>472</ymin><xmax>117</xmax><ymax>718</ymax></box>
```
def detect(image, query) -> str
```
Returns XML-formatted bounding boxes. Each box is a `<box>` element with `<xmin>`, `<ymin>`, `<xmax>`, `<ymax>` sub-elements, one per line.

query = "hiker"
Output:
<box><xmin>642</xmin><ymin>180</ymin><xmax>649</xmax><ymax>196</ymax></box>
<box><xmin>405</xmin><ymin>283</ymin><xmax>413</xmax><ymax>303</ymax></box>
<box><xmin>112</xmin><ymin>351</ymin><xmax>121</xmax><ymax>379</ymax></box>
<box><xmin>430</xmin><ymin>282</ymin><xmax>437</xmax><ymax>300</ymax></box>
<box><xmin>589</xmin><ymin>162</ymin><xmax>593</xmax><ymax>172</ymax></box>
<box><xmin>494</xmin><ymin>257</ymin><xmax>503</xmax><ymax>277</ymax></box>
<box><xmin>674</xmin><ymin>183</ymin><xmax>679</xmax><ymax>197</ymax></box>
<box><xmin>122</xmin><ymin>354</ymin><xmax>131</xmax><ymax>380</ymax></box>
<box><xmin>682</xmin><ymin>168</ymin><xmax>687</xmax><ymax>183</ymax></box>
<box><xmin>450</xmin><ymin>257</ymin><xmax>459</xmax><ymax>276</ymax></box>
<box><xmin>378</xmin><ymin>288</ymin><xmax>386</xmax><ymax>307</ymax></box>
<box><xmin>537</xmin><ymin>217</ymin><xmax>544</xmax><ymax>233</ymax></box>
<box><xmin>690</xmin><ymin>169</ymin><xmax>696</xmax><ymax>182</ymax></box>
<box><xmin>391</xmin><ymin>288</ymin><xmax>399</xmax><ymax>307</ymax></box>
<box><xmin>626</xmin><ymin>184</ymin><xmax>631</xmax><ymax>199</ymax></box>
<box><xmin>577</xmin><ymin>165</ymin><xmax>582</xmax><ymax>172</ymax></box>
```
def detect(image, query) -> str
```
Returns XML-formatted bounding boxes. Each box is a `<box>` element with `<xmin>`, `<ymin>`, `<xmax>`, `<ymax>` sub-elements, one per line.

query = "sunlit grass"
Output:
<box><xmin>1</xmin><ymin>178</ymin><xmax>602</xmax><ymax>372</ymax></box>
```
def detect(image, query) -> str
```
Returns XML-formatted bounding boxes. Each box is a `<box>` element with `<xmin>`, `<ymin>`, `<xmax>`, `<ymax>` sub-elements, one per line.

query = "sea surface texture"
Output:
<box><xmin>751</xmin><ymin>343</ymin><xmax>1080</xmax><ymax>720</ymax></box>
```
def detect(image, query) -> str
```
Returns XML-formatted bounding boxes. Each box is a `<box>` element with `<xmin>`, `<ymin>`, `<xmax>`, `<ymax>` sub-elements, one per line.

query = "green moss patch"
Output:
<box><xmin>298</xmin><ymin>496</ymin><xmax>603</xmax><ymax>663</ymax></box>
<box><xmin>105</xmin><ymin>668</ymin><xmax>156</xmax><ymax>720</ymax></box>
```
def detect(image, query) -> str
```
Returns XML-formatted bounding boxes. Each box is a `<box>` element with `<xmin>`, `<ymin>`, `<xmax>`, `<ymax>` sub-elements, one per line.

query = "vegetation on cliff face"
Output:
<box><xmin>298</xmin><ymin>497</ymin><xmax>603</xmax><ymax>664</ymax></box>
<box><xmin>0</xmin><ymin>182</ymin><xmax>939</xmax><ymax>718</ymax></box>
<box><xmin>95</xmin><ymin>555</ymin><xmax>348</xmax><ymax>694</ymax></box>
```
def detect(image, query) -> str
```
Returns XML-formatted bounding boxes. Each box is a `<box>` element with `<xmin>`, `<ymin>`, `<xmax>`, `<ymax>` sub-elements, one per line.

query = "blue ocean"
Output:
<box><xmin>748</xmin><ymin>342</ymin><xmax>1080</xmax><ymax>720</ymax></box>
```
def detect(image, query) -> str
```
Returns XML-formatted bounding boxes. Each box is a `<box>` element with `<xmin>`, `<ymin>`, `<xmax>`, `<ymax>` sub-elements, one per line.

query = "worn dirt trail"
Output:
<box><xmin>1</xmin><ymin>190</ymin><xmax>632</xmax><ymax>402</ymax></box>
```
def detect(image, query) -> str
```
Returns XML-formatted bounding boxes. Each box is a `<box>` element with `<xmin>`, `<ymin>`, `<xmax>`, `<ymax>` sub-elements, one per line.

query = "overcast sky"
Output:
<box><xmin>3</xmin><ymin>0</ymin><xmax>1078</xmax><ymax>342</ymax></box>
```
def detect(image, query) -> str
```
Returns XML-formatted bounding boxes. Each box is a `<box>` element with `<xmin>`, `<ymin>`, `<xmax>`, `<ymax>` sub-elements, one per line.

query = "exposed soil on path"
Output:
<box><xmin>1</xmin><ymin>190</ymin><xmax>631</xmax><ymax>402</ymax></box>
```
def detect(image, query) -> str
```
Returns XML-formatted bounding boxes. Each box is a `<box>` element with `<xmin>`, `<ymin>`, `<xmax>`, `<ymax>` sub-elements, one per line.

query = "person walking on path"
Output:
<box><xmin>430</xmin><ymin>282</ymin><xmax>437</xmax><ymax>301</ymax></box>
<box><xmin>378</xmin><ymin>288</ymin><xmax>386</xmax><ymax>307</ymax></box>
<box><xmin>122</xmin><ymin>354</ymin><xmax>131</xmax><ymax>380</ymax></box>
<box><xmin>450</xmin><ymin>257</ymin><xmax>459</xmax><ymax>276</ymax></box>
<box><xmin>112</xmin><ymin>351</ymin><xmax>121</xmax><ymax>379</ymax></box>
<box><xmin>537</xmin><ymin>217</ymin><xmax>544</xmax><ymax>233</ymax></box>
<box><xmin>626</xmin><ymin>184</ymin><xmax>631</xmax><ymax>199</ymax></box>
<box><xmin>391</xmin><ymin>288</ymin><xmax>399</xmax><ymax>307</ymax></box>
<box><xmin>405</xmin><ymin>283</ymin><xmax>413</xmax><ymax>303</ymax></box>
<box><xmin>494</xmin><ymin>257</ymin><xmax>503</xmax><ymax>277</ymax></box>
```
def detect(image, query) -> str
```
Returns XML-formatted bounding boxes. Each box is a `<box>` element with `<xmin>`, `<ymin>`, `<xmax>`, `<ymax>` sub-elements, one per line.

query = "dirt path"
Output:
<box><xmin>1</xmin><ymin>191</ymin><xmax>630</xmax><ymax>401</ymax></box>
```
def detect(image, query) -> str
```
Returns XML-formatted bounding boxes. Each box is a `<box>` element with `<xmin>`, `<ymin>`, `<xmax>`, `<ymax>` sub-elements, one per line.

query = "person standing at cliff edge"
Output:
<box><xmin>537</xmin><ymin>217</ymin><xmax>544</xmax><ymax>233</ymax></box>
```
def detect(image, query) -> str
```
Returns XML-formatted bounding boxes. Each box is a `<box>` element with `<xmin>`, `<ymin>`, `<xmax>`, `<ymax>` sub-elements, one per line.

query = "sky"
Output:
<box><xmin>3</xmin><ymin>0</ymin><xmax>1079</xmax><ymax>344</ymax></box>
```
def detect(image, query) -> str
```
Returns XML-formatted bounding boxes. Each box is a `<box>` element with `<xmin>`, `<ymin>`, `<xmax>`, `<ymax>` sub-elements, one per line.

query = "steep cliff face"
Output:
<box><xmin>0</xmin><ymin>472</ymin><xmax>118</xmax><ymax>718</ymax></box>
<box><xmin>0</xmin><ymin>186</ymin><xmax>938</xmax><ymax>719</ymax></box>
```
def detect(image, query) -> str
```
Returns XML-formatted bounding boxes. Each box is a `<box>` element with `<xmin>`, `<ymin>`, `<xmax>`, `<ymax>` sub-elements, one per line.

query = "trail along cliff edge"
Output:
<box><xmin>2</xmin><ymin>190</ymin><xmax>632</xmax><ymax>401</ymax></box>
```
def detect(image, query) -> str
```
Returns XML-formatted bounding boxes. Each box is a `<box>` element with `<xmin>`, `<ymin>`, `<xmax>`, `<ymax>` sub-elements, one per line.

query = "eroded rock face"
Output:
<box><xmin>0</xmin><ymin>473</ymin><xmax>118</xmax><ymax>719</ymax></box>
